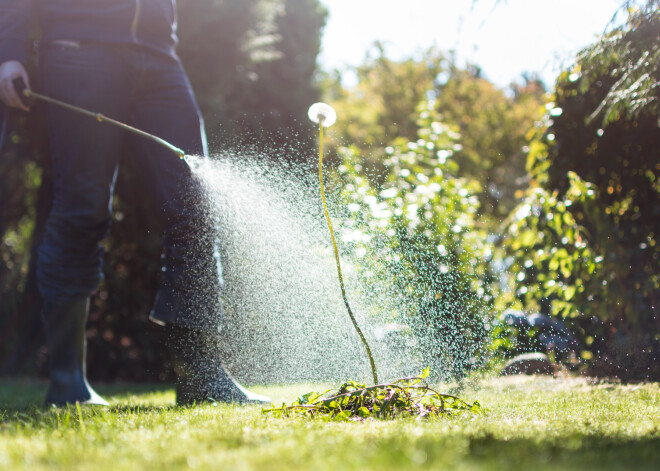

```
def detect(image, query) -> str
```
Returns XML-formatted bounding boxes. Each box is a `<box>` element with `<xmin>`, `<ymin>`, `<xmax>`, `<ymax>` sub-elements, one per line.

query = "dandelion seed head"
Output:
<box><xmin>308</xmin><ymin>102</ymin><xmax>337</xmax><ymax>127</ymax></box>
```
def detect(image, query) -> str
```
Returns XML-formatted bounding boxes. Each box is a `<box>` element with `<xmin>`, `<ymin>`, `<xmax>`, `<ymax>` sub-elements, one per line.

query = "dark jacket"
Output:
<box><xmin>0</xmin><ymin>0</ymin><xmax>178</xmax><ymax>64</ymax></box>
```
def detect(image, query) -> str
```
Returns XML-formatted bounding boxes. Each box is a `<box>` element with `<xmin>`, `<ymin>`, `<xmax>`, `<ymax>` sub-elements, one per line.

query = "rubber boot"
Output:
<box><xmin>42</xmin><ymin>298</ymin><xmax>108</xmax><ymax>406</ymax></box>
<box><xmin>166</xmin><ymin>325</ymin><xmax>272</xmax><ymax>405</ymax></box>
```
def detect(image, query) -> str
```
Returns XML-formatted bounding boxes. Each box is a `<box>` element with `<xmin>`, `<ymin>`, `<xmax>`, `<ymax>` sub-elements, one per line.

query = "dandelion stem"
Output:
<box><xmin>318</xmin><ymin>122</ymin><xmax>379</xmax><ymax>385</ymax></box>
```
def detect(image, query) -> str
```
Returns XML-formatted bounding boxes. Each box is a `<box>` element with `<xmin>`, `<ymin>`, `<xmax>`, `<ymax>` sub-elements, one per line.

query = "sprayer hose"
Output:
<box><xmin>318</xmin><ymin>123</ymin><xmax>379</xmax><ymax>385</ymax></box>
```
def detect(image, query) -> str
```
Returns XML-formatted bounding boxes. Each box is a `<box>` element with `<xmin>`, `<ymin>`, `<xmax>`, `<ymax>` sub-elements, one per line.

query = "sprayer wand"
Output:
<box><xmin>13</xmin><ymin>78</ymin><xmax>185</xmax><ymax>159</ymax></box>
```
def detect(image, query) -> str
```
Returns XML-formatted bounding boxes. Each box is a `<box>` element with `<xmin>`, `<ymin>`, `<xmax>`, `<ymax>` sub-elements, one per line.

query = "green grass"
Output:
<box><xmin>1</xmin><ymin>376</ymin><xmax>659</xmax><ymax>470</ymax></box>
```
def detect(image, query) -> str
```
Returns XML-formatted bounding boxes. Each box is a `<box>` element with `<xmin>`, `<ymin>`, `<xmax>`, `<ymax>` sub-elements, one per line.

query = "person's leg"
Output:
<box><xmin>129</xmin><ymin>49</ymin><xmax>269</xmax><ymax>404</ymax></box>
<box><xmin>126</xmin><ymin>49</ymin><xmax>221</xmax><ymax>330</ymax></box>
<box><xmin>37</xmin><ymin>41</ymin><xmax>133</xmax><ymax>405</ymax></box>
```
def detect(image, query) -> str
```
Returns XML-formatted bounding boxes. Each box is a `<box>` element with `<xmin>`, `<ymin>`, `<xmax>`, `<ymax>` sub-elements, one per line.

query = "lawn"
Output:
<box><xmin>1</xmin><ymin>375</ymin><xmax>658</xmax><ymax>470</ymax></box>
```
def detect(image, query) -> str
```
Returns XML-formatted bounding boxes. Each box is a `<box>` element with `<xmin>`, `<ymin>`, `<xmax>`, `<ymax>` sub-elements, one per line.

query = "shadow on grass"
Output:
<box><xmin>0</xmin><ymin>380</ymin><xmax>181</xmax><ymax>431</ymax></box>
<box><xmin>466</xmin><ymin>435</ymin><xmax>660</xmax><ymax>471</ymax></box>
<box><xmin>0</xmin><ymin>379</ymin><xmax>174</xmax><ymax>414</ymax></box>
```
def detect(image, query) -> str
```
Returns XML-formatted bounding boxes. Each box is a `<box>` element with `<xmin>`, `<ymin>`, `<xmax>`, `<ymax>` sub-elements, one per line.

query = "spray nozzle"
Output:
<box><xmin>308</xmin><ymin>102</ymin><xmax>337</xmax><ymax>127</ymax></box>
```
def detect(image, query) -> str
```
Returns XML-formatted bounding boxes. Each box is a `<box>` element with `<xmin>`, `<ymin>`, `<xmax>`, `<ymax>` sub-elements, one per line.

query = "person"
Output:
<box><xmin>0</xmin><ymin>0</ymin><xmax>270</xmax><ymax>406</ymax></box>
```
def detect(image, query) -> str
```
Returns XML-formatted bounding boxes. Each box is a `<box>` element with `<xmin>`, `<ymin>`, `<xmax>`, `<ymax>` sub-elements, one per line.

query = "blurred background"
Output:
<box><xmin>1</xmin><ymin>0</ymin><xmax>657</xmax><ymax>383</ymax></box>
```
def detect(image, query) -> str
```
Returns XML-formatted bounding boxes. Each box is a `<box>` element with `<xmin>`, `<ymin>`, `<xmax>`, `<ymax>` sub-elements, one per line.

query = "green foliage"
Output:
<box><xmin>0</xmin><ymin>102</ymin><xmax>49</xmax><ymax>375</ymax></box>
<box><xmin>577</xmin><ymin>0</ymin><xmax>659</xmax><ymax>124</ymax></box>
<box><xmin>433</xmin><ymin>68</ymin><xmax>546</xmax><ymax>217</ymax></box>
<box><xmin>323</xmin><ymin>47</ymin><xmax>448</xmax><ymax>174</ymax></box>
<box><xmin>263</xmin><ymin>368</ymin><xmax>482</xmax><ymax>420</ymax></box>
<box><xmin>324</xmin><ymin>49</ymin><xmax>546</xmax><ymax>217</ymax></box>
<box><xmin>503</xmin><ymin>172</ymin><xmax>601</xmax><ymax>320</ymax></box>
<box><xmin>503</xmin><ymin>3</ymin><xmax>659</xmax><ymax>379</ymax></box>
<box><xmin>337</xmin><ymin>104</ymin><xmax>498</xmax><ymax>378</ymax></box>
<box><xmin>489</xmin><ymin>315</ymin><xmax>556</xmax><ymax>360</ymax></box>
<box><xmin>322</xmin><ymin>48</ymin><xmax>549</xmax><ymax>371</ymax></box>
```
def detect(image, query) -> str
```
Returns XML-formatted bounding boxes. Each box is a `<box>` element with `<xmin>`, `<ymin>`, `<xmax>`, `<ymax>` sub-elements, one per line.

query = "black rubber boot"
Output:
<box><xmin>42</xmin><ymin>298</ymin><xmax>108</xmax><ymax>406</ymax></box>
<box><xmin>166</xmin><ymin>325</ymin><xmax>272</xmax><ymax>405</ymax></box>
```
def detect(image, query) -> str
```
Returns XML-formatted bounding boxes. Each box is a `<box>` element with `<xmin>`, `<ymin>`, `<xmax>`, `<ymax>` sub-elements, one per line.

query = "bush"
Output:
<box><xmin>336</xmin><ymin>104</ymin><xmax>498</xmax><ymax>379</ymax></box>
<box><xmin>502</xmin><ymin>3</ymin><xmax>660</xmax><ymax>379</ymax></box>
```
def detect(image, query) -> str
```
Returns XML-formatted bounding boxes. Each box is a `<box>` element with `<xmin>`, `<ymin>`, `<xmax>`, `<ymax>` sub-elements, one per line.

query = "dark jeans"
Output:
<box><xmin>36</xmin><ymin>41</ymin><xmax>223</xmax><ymax>330</ymax></box>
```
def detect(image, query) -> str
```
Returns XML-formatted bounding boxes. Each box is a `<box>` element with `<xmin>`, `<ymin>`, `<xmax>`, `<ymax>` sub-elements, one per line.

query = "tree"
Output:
<box><xmin>178</xmin><ymin>0</ymin><xmax>327</xmax><ymax>151</ymax></box>
<box><xmin>246</xmin><ymin>0</ymin><xmax>328</xmax><ymax>145</ymax></box>
<box><xmin>503</xmin><ymin>2</ymin><xmax>659</xmax><ymax>380</ymax></box>
<box><xmin>434</xmin><ymin>67</ymin><xmax>546</xmax><ymax>218</ymax></box>
<box><xmin>323</xmin><ymin>45</ymin><xmax>448</xmax><ymax>175</ymax></box>
<box><xmin>323</xmin><ymin>47</ymin><xmax>545</xmax><ymax>218</ymax></box>
<box><xmin>579</xmin><ymin>0</ymin><xmax>659</xmax><ymax>124</ymax></box>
